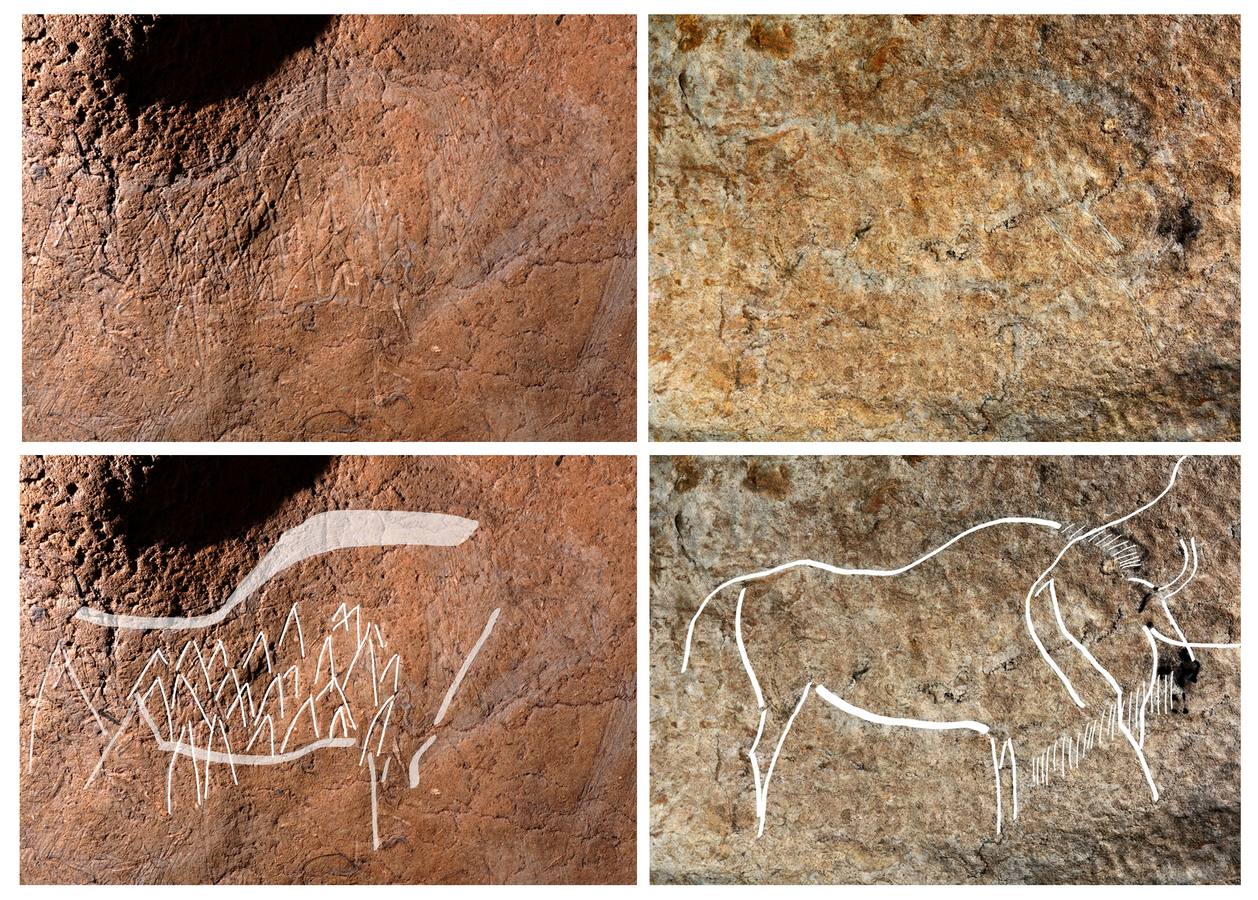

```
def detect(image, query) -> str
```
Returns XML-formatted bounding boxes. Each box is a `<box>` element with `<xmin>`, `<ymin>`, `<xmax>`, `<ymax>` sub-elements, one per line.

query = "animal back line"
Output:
<box><xmin>74</xmin><ymin>510</ymin><xmax>478</xmax><ymax>631</ymax></box>
<box><xmin>682</xmin><ymin>515</ymin><xmax>1061</xmax><ymax>672</ymax></box>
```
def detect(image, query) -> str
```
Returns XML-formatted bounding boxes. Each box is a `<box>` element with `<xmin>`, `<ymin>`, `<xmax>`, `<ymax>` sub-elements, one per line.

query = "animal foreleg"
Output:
<box><xmin>746</xmin><ymin>680</ymin><xmax>812</xmax><ymax>838</ymax></box>
<box><xmin>988</xmin><ymin>737</ymin><xmax>1003</xmax><ymax>836</ymax></box>
<box><xmin>732</xmin><ymin>585</ymin><xmax>812</xmax><ymax>837</ymax></box>
<box><xmin>1047</xmin><ymin>579</ymin><xmax>1159</xmax><ymax>801</ymax></box>
<box><xmin>367</xmin><ymin>751</ymin><xmax>380</xmax><ymax>851</ymax></box>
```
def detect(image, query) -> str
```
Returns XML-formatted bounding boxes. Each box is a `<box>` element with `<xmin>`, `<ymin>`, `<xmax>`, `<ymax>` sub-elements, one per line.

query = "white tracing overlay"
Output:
<box><xmin>681</xmin><ymin>457</ymin><xmax>1241</xmax><ymax>838</ymax></box>
<box><xmin>27</xmin><ymin>511</ymin><xmax>500</xmax><ymax>851</ymax></box>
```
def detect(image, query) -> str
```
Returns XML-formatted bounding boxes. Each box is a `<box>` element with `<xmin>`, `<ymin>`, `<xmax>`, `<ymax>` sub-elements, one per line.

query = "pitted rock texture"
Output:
<box><xmin>651</xmin><ymin>456</ymin><xmax>1239</xmax><ymax>883</ymax></box>
<box><xmin>649</xmin><ymin>15</ymin><xmax>1239</xmax><ymax>441</ymax></box>
<box><xmin>20</xmin><ymin>455</ymin><xmax>635</xmax><ymax>883</ymax></box>
<box><xmin>23</xmin><ymin>15</ymin><xmax>635</xmax><ymax>440</ymax></box>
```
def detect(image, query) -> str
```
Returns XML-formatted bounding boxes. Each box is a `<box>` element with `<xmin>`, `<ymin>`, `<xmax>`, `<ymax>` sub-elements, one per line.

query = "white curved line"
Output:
<box><xmin>281</xmin><ymin>695</ymin><xmax>321</xmax><ymax>753</ymax></box>
<box><xmin>752</xmin><ymin>680</ymin><xmax>811</xmax><ymax>837</ymax></box>
<box><xmin>367</xmin><ymin>753</ymin><xmax>380</xmax><ymax>851</ymax></box>
<box><xmin>408</xmin><ymin>735</ymin><xmax>437</xmax><ymax>789</ymax></box>
<box><xmin>277</xmin><ymin>603</ymin><xmax>306</xmax><ymax>658</ymax></box>
<box><xmin>1162</xmin><ymin>540</ymin><xmax>1199</xmax><ymax>602</ymax></box>
<box><xmin>74</xmin><ymin>511</ymin><xmax>479</xmax><ymax>630</ymax></box>
<box><xmin>166</xmin><ymin>725</ymin><xmax>186</xmax><ymax>813</ymax></box>
<box><xmin>1045</xmin><ymin>580</ymin><xmax>1112</xmax><ymax>696</ymax></box>
<box><xmin>85</xmin><ymin>701</ymin><xmax>138</xmax><ymax>786</ymax></box>
<box><xmin>379</xmin><ymin>654</ymin><xmax>400</xmax><ymax>694</ymax></box>
<box><xmin>747</xmin><ymin>708</ymin><xmax>767</xmax><ymax>830</ymax></box>
<box><xmin>989</xmin><ymin>737</ymin><xmax>1003</xmax><ymax>835</ymax></box>
<box><xmin>359</xmin><ymin>695</ymin><xmax>396</xmax><ymax>766</ymax></box>
<box><xmin>1160</xmin><ymin>539</ymin><xmax>1199</xmax><ymax>662</ymax></box>
<box><xmin>245</xmin><ymin>715</ymin><xmax>276</xmax><ymax>755</ymax></box>
<box><xmin>1025</xmin><ymin>456</ymin><xmax>1187</xmax><ymax>709</ymax></box>
<box><xmin>1159</xmin><ymin>539</ymin><xmax>1191</xmax><ymax>592</ymax></box>
<box><xmin>1140</xmin><ymin>626</ymin><xmax>1158</xmax><ymax>748</ymax></box>
<box><xmin>996</xmin><ymin>738</ymin><xmax>1018</xmax><ymax>821</ymax></box>
<box><xmin>683</xmin><ymin>516</ymin><xmax>1062</xmax><ymax>672</ymax></box>
<box><xmin>432</xmin><ymin>608</ymin><xmax>500</xmax><ymax>726</ymax></box>
<box><xmin>60</xmin><ymin>647</ymin><xmax>107</xmax><ymax>737</ymax></box>
<box><xmin>1046</xmin><ymin>580</ymin><xmax>1159</xmax><ymax>800</ymax></box>
<box><xmin>763</xmin><ymin>682</ymin><xmax>811</xmax><ymax>810</ymax></box>
<box><xmin>138</xmin><ymin>696</ymin><xmax>353</xmax><ymax>765</ymax></box>
<box><xmin>814</xmin><ymin>684</ymin><xmax>990</xmax><ymax>735</ymax></box>
<box><xmin>734</xmin><ymin>589</ymin><xmax>765</xmax><ymax>710</ymax></box>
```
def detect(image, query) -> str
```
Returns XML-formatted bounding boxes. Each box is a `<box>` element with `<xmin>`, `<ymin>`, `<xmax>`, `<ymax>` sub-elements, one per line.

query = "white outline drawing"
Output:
<box><xmin>681</xmin><ymin>456</ymin><xmax>1240</xmax><ymax>838</ymax></box>
<box><xmin>26</xmin><ymin>511</ymin><xmax>501</xmax><ymax>851</ymax></box>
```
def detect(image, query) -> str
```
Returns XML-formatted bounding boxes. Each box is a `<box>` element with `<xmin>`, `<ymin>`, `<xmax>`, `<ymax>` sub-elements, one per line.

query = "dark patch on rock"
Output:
<box><xmin>1157</xmin><ymin>199</ymin><xmax>1202</xmax><ymax>247</ymax></box>
<box><xmin>746</xmin><ymin>18</ymin><xmax>794</xmax><ymax>58</ymax></box>
<box><xmin>111</xmin><ymin>15</ymin><xmax>331</xmax><ymax>113</ymax></box>
<box><xmin>108</xmin><ymin>455</ymin><xmax>331</xmax><ymax>553</ymax></box>
<box><xmin>742</xmin><ymin>460</ymin><xmax>792</xmax><ymax>498</ymax></box>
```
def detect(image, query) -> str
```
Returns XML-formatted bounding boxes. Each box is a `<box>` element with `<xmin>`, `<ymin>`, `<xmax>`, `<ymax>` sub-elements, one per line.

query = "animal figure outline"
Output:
<box><xmin>26</xmin><ymin>510</ymin><xmax>501</xmax><ymax>850</ymax></box>
<box><xmin>680</xmin><ymin>457</ymin><xmax>1241</xmax><ymax>837</ymax></box>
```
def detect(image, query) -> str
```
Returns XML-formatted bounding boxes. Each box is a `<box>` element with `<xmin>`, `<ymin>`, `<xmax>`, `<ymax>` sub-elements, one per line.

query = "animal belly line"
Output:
<box><xmin>814</xmin><ymin>684</ymin><xmax>990</xmax><ymax>735</ymax></box>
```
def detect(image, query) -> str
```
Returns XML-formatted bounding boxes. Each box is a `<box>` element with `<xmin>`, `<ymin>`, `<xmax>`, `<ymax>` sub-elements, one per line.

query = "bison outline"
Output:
<box><xmin>680</xmin><ymin>456</ymin><xmax>1240</xmax><ymax>838</ymax></box>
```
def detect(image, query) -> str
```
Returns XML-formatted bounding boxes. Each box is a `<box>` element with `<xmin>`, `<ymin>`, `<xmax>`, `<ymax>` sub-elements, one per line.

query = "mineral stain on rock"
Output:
<box><xmin>23</xmin><ymin>15</ymin><xmax>636</xmax><ymax>441</ymax></box>
<box><xmin>649</xmin><ymin>15</ymin><xmax>1240</xmax><ymax>441</ymax></box>
<box><xmin>741</xmin><ymin>460</ymin><xmax>792</xmax><ymax>499</ymax></box>
<box><xmin>746</xmin><ymin>19</ymin><xmax>794</xmax><ymax>59</ymax></box>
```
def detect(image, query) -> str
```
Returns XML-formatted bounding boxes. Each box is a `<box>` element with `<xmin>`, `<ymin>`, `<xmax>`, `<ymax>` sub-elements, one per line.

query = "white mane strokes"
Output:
<box><xmin>1057</xmin><ymin>522</ymin><xmax>1143</xmax><ymax>569</ymax></box>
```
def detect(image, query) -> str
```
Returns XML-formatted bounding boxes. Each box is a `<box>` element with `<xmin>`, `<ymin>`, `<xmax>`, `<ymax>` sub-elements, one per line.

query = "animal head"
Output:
<box><xmin>1034</xmin><ymin>457</ymin><xmax>1239</xmax><ymax>736</ymax></box>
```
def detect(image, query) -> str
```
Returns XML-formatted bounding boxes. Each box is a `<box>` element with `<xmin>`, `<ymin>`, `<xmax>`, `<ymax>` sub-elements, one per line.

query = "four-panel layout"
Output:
<box><xmin>20</xmin><ymin>13</ymin><xmax>1241</xmax><ymax>886</ymax></box>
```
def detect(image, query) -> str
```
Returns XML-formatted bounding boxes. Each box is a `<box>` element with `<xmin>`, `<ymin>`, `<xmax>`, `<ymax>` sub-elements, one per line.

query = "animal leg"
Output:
<box><xmin>988</xmin><ymin>737</ymin><xmax>1002</xmax><ymax>835</ymax></box>
<box><xmin>989</xmin><ymin>735</ymin><xmax>1019</xmax><ymax>836</ymax></box>
<box><xmin>367</xmin><ymin>751</ymin><xmax>380</xmax><ymax>851</ymax></box>
<box><xmin>745</xmin><ymin>680</ymin><xmax>812</xmax><ymax>837</ymax></box>
<box><xmin>1047</xmin><ymin>580</ymin><xmax>1160</xmax><ymax>801</ymax></box>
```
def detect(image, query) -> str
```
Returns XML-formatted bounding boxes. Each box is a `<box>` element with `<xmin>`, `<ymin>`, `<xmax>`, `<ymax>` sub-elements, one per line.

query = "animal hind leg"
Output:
<box><xmin>366</xmin><ymin>751</ymin><xmax>380</xmax><ymax>851</ymax></box>
<box><xmin>989</xmin><ymin>734</ymin><xmax>1019</xmax><ymax>837</ymax></box>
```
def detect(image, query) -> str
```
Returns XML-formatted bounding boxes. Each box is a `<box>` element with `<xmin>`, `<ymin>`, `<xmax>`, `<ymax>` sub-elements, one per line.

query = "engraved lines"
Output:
<box><xmin>29</xmin><ymin>599</ymin><xmax>502</xmax><ymax>851</ymax></box>
<box><xmin>683</xmin><ymin>457</ymin><xmax>1240</xmax><ymax>839</ymax></box>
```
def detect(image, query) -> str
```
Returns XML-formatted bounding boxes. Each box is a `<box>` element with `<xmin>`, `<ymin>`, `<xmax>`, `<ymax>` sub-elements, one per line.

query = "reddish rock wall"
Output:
<box><xmin>24</xmin><ymin>15</ymin><xmax>635</xmax><ymax>440</ymax></box>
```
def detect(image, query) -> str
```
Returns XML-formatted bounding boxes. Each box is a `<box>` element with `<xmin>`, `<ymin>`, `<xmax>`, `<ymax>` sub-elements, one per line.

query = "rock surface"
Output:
<box><xmin>651</xmin><ymin>455</ymin><xmax>1239</xmax><ymax>883</ymax></box>
<box><xmin>23</xmin><ymin>15</ymin><xmax>635</xmax><ymax>440</ymax></box>
<box><xmin>20</xmin><ymin>455</ymin><xmax>635</xmax><ymax>883</ymax></box>
<box><xmin>649</xmin><ymin>15</ymin><xmax>1239</xmax><ymax>440</ymax></box>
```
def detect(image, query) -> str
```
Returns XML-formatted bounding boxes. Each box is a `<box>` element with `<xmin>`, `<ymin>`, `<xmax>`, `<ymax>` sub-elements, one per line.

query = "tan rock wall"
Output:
<box><xmin>649</xmin><ymin>15</ymin><xmax>1239</xmax><ymax>440</ymax></box>
<box><xmin>651</xmin><ymin>455</ymin><xmax>1239</xmax><ymax>883</ymax></box>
